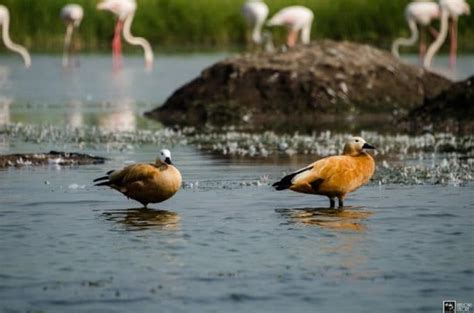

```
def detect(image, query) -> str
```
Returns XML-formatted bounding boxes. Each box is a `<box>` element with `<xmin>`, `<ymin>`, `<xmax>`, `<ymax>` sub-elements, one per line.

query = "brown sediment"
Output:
<box><xmin>0</xmin><ymin>151</ymin><xmax>107</xmax><ymax>168</ymax></box>
<box><xmin>146</xmin><ymin>40</ymin><xmax>451</xmax><ymax>131</ymax></box>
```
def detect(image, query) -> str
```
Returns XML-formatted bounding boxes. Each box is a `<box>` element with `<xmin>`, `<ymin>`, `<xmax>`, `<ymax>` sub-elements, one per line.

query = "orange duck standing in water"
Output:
<box><xmin>94</xmin><ymin>149</ymin><xmax>182</xmax><ymax>208</ymax></box>
<box><xmin>273</xmin><ymin>137</ymin><xmax>375</xmax><ymax>209</ymax></box>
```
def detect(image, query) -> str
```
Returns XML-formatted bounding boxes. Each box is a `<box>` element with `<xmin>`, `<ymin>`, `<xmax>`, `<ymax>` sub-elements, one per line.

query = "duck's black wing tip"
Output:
<box><xmin>272</xmin><ymin>166</ymin><xmax>314</xmax><ymax>191</ymax></box>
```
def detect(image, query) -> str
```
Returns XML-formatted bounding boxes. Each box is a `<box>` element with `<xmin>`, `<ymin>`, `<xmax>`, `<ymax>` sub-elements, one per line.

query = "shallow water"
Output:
<box><xmin>0</xmin><ymin>53</ymin><xmax>228</xmax><ymax>129</ymax></box>
<box><xmin>0</xmin><ymin>147</ymin><xmax>473</xmax><ymax>313</ymax></box>
<box><xmin>0</xmin><ymin>54</ymin><xmax>473</xmax><ymax>312</ymax></box>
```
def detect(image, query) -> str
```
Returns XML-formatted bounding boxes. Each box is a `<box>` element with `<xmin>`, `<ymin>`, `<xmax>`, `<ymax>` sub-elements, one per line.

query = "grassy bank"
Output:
<box><xmin>1</xmin><ymin>0</ymin><xmax>474</xmax><ymax>52</ymax></box>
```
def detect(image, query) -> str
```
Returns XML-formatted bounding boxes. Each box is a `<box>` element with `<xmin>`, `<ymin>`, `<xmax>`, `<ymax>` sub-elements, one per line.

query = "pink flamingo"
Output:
<box><xmin>241</xmin><ymin>0</ymin><xmax>269</xmax><ymax>45</ymax></box>
<box><xmin>97</xmin><ymin>0</ymin><xmax>154</xmax><ymax>69</ymax></box>
<box><xmin>60</xmin><ymin>4</ymin><xmax>84</xmax><ymax>67</ymax></box>
<box><xmin>391</xmin><ymin>2</ymin><xmax>440</xmax><ymax>63</ymax></box>
<box><xmin>424</xmin><ymin>0</ymin><xmax>470</xmax><ymax>68</ymax></box>
<box><xmin>0</xmin><ymin>5</ymin><xmax>31</xmax><ymax>67</ymax></box>
<box><xmin>267</xmin><ymin>6</ymin><xmax>314</xmax><ymax>47</ymax></box>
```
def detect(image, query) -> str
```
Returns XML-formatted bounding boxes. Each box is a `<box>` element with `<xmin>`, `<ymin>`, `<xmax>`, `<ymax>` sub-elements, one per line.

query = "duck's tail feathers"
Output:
<box><xmin>93</xmin><ymin>170</ymin><xmax>115</xmax><ymax>183</ymax></box>
<box><xmin>94</xmin><ymin>180</ymin><xmax>111</xmax><ymax>187</ymax></box>
<box><xmin>272</xmin><ymin>179</ymin><xmax>292</xmax><ymax>190</ymax></box>
<box><xmin>93</xmin><ymin>176</ymin><xmax>109</xmax><ymax>183</ymax></box>
<box><xmin>272</xmin><ymin>166</ymin><xmax>313</xmax><ymax>191</ymax></box>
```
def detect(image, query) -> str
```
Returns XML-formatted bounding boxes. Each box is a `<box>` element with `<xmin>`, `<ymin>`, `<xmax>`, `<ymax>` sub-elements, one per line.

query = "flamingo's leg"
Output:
<box><xmin>286</xmin><ymin>29</ymin><xmax>298</xmax><ymax>47</ymax></box>
<box><xmin>62</xmin><ymin>24</ymin><xmax>74</xmax><ymax>68</ymax></box>
<box><xmin>112</xmin><ymin>19</ymin><xmax>124</xmax><ymax>70</ymax></box>
<box><xmin>72</xmin><ymin>27</ymin><xmax>81</xmax><ymax>67</ymax></box>
<box><xmin>449</xmin><ymin>19</ymin><xmax>457</xmax><ymax>69</ymax></box>
<box><xmin>419</xmin><ymin>27</ymin><xmax>427</xmax><ymax>64</ymax></box>
<box><xmin>69</xmin><ymin>27</ymin><xmax>77</xmax><ymax>67</ymax></box>
<box><xmin>428</xmin><ymin>26</ymin><xmax>439</xmax><ymax>39</ymax></box>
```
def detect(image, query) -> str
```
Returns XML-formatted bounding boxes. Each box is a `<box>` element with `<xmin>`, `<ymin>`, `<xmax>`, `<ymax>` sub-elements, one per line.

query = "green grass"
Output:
<box><xmin>1</xmin><ymin>0</ymin><xmax>473</xmax><ymax>52</ymax></box>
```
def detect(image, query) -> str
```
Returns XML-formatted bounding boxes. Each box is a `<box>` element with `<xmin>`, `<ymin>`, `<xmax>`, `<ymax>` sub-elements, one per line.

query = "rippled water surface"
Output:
<box><xmin>0</xmin><ymin>54</ymin><xmax>473</xmax><ymax>312</ymax></box>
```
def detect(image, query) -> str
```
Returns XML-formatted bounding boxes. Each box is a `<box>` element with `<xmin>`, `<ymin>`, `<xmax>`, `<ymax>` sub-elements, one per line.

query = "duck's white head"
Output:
<box><xmin>343</xmin><ymin>137</ymin><xmax>375</xmax><ymax>156</ymax></box>
<box><xmin>158</xmin><ymin>149</ymin><xmax>173</xmax><ymax>165</ymax></box>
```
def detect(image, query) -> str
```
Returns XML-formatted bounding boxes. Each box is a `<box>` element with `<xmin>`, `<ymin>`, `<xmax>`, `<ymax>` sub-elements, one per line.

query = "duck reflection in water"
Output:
<box><xmin>276</xmin><ymin>207</ymin><xmax>373</xmax><ymax>232</ymax></box>
<box><xmin>102</xmin><ymin>208</ymin><xmax>180</xmax><ymax>231</ymax></box>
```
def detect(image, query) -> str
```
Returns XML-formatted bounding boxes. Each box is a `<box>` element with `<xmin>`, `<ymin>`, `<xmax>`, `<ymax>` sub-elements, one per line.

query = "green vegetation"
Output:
<box><xmin>1</xmin><ymin>0</ymin><xmax>474</xmax><ymax>52</ymax></box>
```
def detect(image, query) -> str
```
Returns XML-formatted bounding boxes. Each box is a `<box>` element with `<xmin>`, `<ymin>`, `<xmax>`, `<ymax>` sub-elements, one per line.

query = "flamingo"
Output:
<box><xmin>424</xmin><ymin>0</ymin><xmax>470</xmax><ymax>68</ymax></box>
<box><xmin>0</xmin><ymin>5</ymin><xmax>31</xmax><ymax>67</ymax></box>
<box><xmin>97</xmin><ymin>0</ymin><xmax>154</xmax><ymax>69</ymax></box>
<box><xmin>241</xmin><ymin>0</ymin><xmax>269</xmax><ymax>45</ymax></box>
<box><xmin>391</xmin><ymin>2</ymin><xmax>440</xmax><ymax>62</ymax></box>
<box><xmin>267</xmin><ymin>6</ymin><xmax>314</xmax><ymax>47</ymax></box>
<box><xmin>60</xmin><ymin>4</ymin><xmax>84</xmax><ymax>68</ymax></box>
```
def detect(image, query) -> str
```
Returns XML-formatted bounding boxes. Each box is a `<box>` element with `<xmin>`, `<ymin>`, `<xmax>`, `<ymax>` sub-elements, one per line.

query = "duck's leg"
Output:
<box><xmin>338</xmin><ymin>198</ymin><xmax>344</xmax><ymax>209</ymax></box>
<box><xmin>329</xmin><ymin>198</ymin><xmax>335</xmax><ymax>209</ymax></box>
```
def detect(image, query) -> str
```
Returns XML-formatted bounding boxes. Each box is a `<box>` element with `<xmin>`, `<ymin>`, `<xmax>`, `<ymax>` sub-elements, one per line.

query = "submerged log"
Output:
<box><xmin>147</xmin><ymin>40</ymin><xmax>451</xmax><ymax>131</ymax></box>
<box><xmin>0</xmin><ymin>151</ymin><xmax>107</xmax><ymax>168</ymax></box>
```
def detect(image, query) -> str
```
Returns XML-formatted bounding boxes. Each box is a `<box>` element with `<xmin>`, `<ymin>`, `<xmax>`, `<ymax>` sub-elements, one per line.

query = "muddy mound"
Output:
<box><xmin>147</xmin><ymin>40</ymin><xmax>451</xmax><ymax>131</ymax></box>
<box><xmin>406</xmin><ymin>76</ymin><xmax>474</xmax><ymax>133</ymax></box>
<box><xmin>0</xmin><ymin>151</ymin><xmax>107</xmax><ymax>168</ymax></box>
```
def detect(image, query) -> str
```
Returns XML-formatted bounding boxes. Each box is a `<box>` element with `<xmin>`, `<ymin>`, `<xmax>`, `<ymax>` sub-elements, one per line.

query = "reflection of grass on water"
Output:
<box><xmin>1</xmin><ymin>0</ymin><xmax>474</xmax><ymax>52</ymax></box>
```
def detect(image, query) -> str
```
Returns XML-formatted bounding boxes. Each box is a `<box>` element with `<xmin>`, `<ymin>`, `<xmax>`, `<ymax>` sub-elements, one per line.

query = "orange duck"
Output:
<box><xmin>273</xmin><ymin>137</ymin><xmax>375</xmax><ymax>208</ymax></box>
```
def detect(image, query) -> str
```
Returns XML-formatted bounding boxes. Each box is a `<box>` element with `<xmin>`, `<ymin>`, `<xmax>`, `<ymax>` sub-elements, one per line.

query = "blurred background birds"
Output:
<box><xmin>0</xmin><ymin>4</ymin><xmax>31</xmax><ymax>67</ymax></box>
<box><xmin>60</xmin><ymin>4</ymin><xmax>84</xmax><ymax>67</ymax></box>
<box><xmin>0</xmin><ymin>0</ymin><xmax>472</xmax><ymax>67</ymax></box>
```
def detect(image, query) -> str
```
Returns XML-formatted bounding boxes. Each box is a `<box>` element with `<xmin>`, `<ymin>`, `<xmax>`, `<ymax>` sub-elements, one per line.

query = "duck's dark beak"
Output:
<box><xmin>362</xmin><ymin>143</ymin><xmax>375</xmax><ymax>150</ymax></box>
<box><xmin>165</xmin><ymin>157</ymin><xmax>172</xmax><ymax>165</ymax></box>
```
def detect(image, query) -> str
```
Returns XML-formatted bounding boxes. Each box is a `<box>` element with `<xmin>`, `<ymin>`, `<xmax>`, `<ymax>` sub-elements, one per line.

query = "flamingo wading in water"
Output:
<box><xmin>391</xmin><ymin>2</ymin><xmax>440</xmax><ymax>62</ymax></box>
<box><xmin>0</xmin><ymin>5</ymin><xmax>31</xmax><ymax>67</ymax></box>
<box><xmin>424</xmin><ymin>0</ymin><xmax>470</xmax><ymax>68</ymax></box>
<box><xmin>267</xmin><ymin>6</ymin><xmax>314</xmax><ymax>47</ymax></box>
<box><xmin>241</xmin><ymin>0</ymin><xmax>269</xmax><ymax>45</ymax></box>
<box><xmin>60</xmin><ymin>4</ymin><xmax>84</xmax><ymax>67</ymax></box>
<box><xmin>97</xmin><ymin>0</ymin><xmax>154</xmax><ymax>69</ymax></box>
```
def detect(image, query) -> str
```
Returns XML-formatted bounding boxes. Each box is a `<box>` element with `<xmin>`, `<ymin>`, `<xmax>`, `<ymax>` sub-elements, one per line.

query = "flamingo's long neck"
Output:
<box><xmin>300</xmin><ymin>18</ymin><xmax>313</xmax><ymax>44</ymax></box>
<box><xmin>391</xmin><ymin>18</ymin><xmax>419</xmax><ymax>58</ymax></box>
<box><xmin>251</xmin><ymin>19</ymin><xmax>264</xmax><ymax>44</ymax></box>
<box><xmin>62</xmin><ymin>23</ymin><xmax>74</xmax><ymax>67</ymax></box>
<box><xmin>424</xmin><ymin>9</ymin><xmax>450</xmax><ymax>68</ymax></box>
<box><xmin>122</xmin><ymin>12</ymin><xmax>154</xmax><ymax>68</ymax></box>
<box><xmin>1</xmin><ymin>12</ymin><xmax>31</xmax><ymax>67</ymax></box>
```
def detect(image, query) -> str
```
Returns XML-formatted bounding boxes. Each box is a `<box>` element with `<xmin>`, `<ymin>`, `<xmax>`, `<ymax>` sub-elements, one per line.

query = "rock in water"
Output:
<box><xmin>406</xmin><ymin>76</ymin><xmax>474</xmax><ymax>134</ymax></box>
<box><xmin>146</xmin><ymin>40</ymin><xmax>451</xmax><ymax>131</ymax></box>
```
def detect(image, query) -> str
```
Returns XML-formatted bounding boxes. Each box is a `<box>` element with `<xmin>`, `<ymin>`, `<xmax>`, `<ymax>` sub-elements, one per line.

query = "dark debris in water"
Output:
<box><xmin>0</xmin><ymin>150</ymin><xmax>107</xmax><ymax>168</ymax></box>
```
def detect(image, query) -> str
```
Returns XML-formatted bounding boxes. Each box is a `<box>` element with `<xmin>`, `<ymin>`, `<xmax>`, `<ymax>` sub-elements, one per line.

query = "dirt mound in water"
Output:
<box><xmin>405</xmin><ymin>76</ymin><xmax>474</xmax><ymax>134</ymax></box>
<box><xmin>147</xmin><ymin>40</ymin><xmax>451</xmax><ymax>132</ymax></box>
